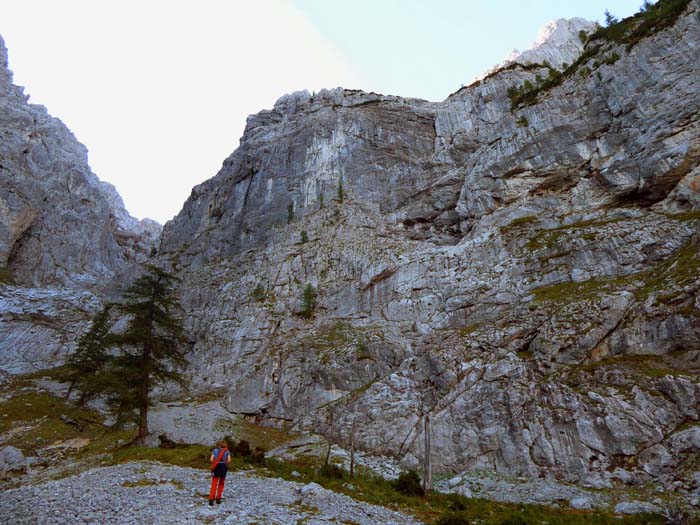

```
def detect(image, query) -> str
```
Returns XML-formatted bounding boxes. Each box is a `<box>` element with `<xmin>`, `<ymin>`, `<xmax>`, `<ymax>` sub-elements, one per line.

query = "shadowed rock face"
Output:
<box><xmin>159</xmin><ymin>1</ymin><xmax>700</xmax><ymax>489</ymax></box>
<box><xmin>0</xmin><ymin>34</ymin><xmax>160</xmax><ymax>374</ymax></box>
<box><xmin>0</xmin><ymin>35</ymin><xmax>159</xmax><ymax>288</ymax></box>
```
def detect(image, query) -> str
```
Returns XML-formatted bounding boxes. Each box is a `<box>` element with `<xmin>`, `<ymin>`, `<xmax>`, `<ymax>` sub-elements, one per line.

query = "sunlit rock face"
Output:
<box><xmin>0</xmin><ymin>34</ymin><xmax>160</xmax><ymax>374</ymax></box>
<box><xmin>159</xmin><ymin>2</ymin><xmax>700</xmax><ymax>488</ymax></box>
<box><xmin>481</xmin><ymin>17</ymin><xmax>598</xmax><ymax>80</ymax></box>
<box><xmin>1</xmin><ymin>1</ymin><xmax>699</xmax><ymax>494</ymax></box>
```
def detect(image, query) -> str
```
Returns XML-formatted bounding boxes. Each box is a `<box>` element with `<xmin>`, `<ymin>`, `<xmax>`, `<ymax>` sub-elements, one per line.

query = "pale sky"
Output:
<box><xmin>1</xmin><ymin>0</ymin><xmax>642</xmax><ymax>224</ymax></box>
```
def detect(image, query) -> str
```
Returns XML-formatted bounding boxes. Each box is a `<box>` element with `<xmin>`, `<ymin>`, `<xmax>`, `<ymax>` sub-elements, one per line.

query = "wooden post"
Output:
<box><xmin>423</xmin><ymin>413</ymin><xmax>431</xmax><ymax>493</ymax></box>
<box><xmin>350</xmin><ymin>418</ymin><xmax>356</xmax><ymax>479</ymax></box>
<box><xmin>324</xmin><ymin>410</ymin><xmax>334</xmax><ymax>467</ymax></box>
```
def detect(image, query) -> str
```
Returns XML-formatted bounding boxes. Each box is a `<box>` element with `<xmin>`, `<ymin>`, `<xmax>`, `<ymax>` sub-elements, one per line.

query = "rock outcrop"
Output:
<box><xmin>0</xmin><ymin>34</ymin><xmax>161</xmax><ymax>373</ymax></box>
<box><xmin>159</xmin><ymin>0</ymin><xmax>700</xmax><ymax>491</ymax></box>
<box><xmin>1</xmin><ymin>0</ymin><xmax>698</xmax><ymax>501</ymax></box>
<box><xmin>0</xmin><ymin>35</ymin><xmax>159</xmax><ymax>288</ymax></box>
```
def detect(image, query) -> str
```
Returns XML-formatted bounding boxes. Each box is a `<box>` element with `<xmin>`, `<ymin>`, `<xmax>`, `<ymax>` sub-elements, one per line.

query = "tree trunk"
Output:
<box><xmin>423</xmin><ymin>413</ymin><xmax>431</xmax><ymax>493</ymax></box>
<box><xmin>136</xmin><ymin>345</ymin><xmax>151</xmax><ymax>445</ymax></box>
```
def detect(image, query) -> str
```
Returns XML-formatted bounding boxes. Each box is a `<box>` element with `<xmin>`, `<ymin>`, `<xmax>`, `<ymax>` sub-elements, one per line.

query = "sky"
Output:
<box><xmin>1</xmin><ymin>0</ymin><xmax>642</xmax><ymax>224</ymax></box>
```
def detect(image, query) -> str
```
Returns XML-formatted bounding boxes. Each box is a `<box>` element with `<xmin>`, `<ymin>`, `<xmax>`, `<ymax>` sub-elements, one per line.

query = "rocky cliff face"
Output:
<box><xmin>160</xmin><ymin>1</ymin><xmax>700</xmax><ymax>491</ymax></box>
<box><xmin>0</xmin><ymin>34</ymin><xmax>160</xmax><ymax>373</ymax></box>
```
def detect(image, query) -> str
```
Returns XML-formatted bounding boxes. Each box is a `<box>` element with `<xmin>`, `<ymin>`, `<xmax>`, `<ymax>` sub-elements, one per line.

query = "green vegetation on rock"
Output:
<box><xmin>590</xmin><ymin>0</ymin><xmax>692</xmax><ymax>50</ymax></box>
<box><xmin>0</xmin><ymin>266</ymin><xmax>14</xmax><ymax>284</ymax></box>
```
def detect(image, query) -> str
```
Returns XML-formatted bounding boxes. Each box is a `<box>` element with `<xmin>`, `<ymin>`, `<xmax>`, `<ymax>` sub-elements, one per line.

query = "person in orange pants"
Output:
<box><xmin>209</xmin><ymin>440</ymin><xmax>231</xmax><ymax>505</ymax></box>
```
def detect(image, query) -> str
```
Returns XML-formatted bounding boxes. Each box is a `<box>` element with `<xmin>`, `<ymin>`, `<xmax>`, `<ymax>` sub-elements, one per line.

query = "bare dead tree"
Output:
<box><xmin>350</xmin><ymin>416</ymin><xmax>356</xmax><ymax>479</ymax></box>
<box><xmin>423</xmin><ymin>412</ymin><xmax>432</xmax><ymax>493</ymax></box>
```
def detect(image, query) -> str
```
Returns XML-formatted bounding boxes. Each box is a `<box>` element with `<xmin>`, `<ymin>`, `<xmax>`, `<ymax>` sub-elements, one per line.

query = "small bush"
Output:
<box><xmin>287</xmin><ymin>203</ymin><xmax>295</xmax><ymax>223</ymax></box>
<box><xmin>222</xmin><ymin>436</ymin><xmax>266</xmax><ymax>466</ymax></box>
<box><xmin>300</xmin><ymin>231</ymin><xmax>308</xmax><ymax>243</ymax></box>
<box><xmin>516</xmin><ymin>116</ymin><xmax>529</xmax><ymax>127</ymax></box>
<box><xmin>158</xmin><ymin>434</ymin><xmax>177</xmax><ymax>449</ymax></box>
<box><xmin>445</xmin><ymin>493</ymin><xmax>468</xmax><ymax>512</ymax></box>
<box><xmin>392</xmin><ymin>470</ymin><xmax>424</xmax><ymax>497</ymax></box>
<box><xmin>0</xmin><ymin>267</ymin><xmax>14</xmax><ymax>284</ymax></box>
<box><xmin>603</xmin><ymin>52</ymin><xmax>621</xmax><ymax>64</ymax></box>
<box><xmin>435</xmin><ymin>513</ymin><xmax>470</xmax><ymax>525</ymax></box>
<box><xmin>232</xmin><ymin>439</ymin><xmax>251</xmax><ymax>457</ymax></box>
<box><xmin>318</xmin><ymin>463</ymin><xmax>345</xmax><ymax>479</ymax></box>
<box><xmin>251</xmin><ymin>283</ymin><xmax>266</xmax><ymax>302</ymax></box>
<box><xmin>250</xmin><ymin>447</ymin><xmax>266</xmax><ymax>466</ymax></box>
<box><xmin>499</xmin><ymin>516</ymin><xmax>529</xmax><ymax>525</ymax></box>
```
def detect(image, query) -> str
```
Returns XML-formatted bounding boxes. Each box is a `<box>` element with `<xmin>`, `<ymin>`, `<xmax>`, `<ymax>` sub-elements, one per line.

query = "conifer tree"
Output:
<box><xmin>65</xmin><ymin>265</ymin><xmax>187</xmax><ymax>443</ymax></box>
<box><xmin>300</xmin><ymin>284</ymin><xmax>317</xmax><ymax>319</ymax></box>
<box><xmin>64</xmin><ymin>305</ymin><xmax>113</xmax><ymax>404</ymax></box>
<box><xmin>114</xmin><ymin>264</ymin><xmax>187</xmax><ymax>444</ymax></box>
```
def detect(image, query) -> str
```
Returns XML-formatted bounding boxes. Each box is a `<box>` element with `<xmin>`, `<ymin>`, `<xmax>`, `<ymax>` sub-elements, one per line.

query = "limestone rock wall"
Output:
<box><xmin>0</xmin><ymin>34</ymin><xmax>161</xmax><ymax>373</ymax></box>
<box><xmin>159</xmin><ymin>1</ymin><xmax>700</xmax><ymax>489</ymax></box>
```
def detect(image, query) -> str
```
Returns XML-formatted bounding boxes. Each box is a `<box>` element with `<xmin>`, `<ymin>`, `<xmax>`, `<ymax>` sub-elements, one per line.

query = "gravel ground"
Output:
<box><xmin>0</xmin><ymin>461</ymin><xmax>423</xmax><ymax>524</ymax></box>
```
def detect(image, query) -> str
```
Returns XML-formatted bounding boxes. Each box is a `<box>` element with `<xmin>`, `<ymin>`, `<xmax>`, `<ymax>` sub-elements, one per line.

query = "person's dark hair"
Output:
<box><xmin>218</xmin><ymin>440</ymin><xmax>228</xmax><ymax>448</ymax></box>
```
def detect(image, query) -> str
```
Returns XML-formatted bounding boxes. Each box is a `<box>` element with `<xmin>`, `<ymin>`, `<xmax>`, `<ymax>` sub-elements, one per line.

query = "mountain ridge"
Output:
<box><xmin>1</xmin><ymin>1</ymin><xmax>699</xmax><ymax>507</ymax></box>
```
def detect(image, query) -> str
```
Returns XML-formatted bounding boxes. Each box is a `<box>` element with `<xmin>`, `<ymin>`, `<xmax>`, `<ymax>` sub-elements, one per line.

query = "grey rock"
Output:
<box><xmin>615</xmin><ymin>500</ymin><xmax>659</xmax><ymax>514</ymax></box>
<box><xmin>0</xmin><ymin>446</ymin><xmax>25</xmax><ymax>477</ymax></box>
<box><xmin>570</xmin><ymin>497</ymin><xmax>593</xmax><ymax>510</ymax></box>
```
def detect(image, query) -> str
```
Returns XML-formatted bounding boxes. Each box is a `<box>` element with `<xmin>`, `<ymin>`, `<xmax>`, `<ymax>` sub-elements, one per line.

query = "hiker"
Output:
<box><xmin>209</xmin><ymin>440</ymin><xmax>231</xmax><ymax>506</ymax></box>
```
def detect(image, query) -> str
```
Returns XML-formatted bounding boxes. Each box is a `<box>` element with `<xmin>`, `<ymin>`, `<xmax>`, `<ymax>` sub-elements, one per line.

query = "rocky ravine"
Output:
<box><xmin>0</xmin><ymin>34</ymin><xmax>160</xmax><ymax>375</ymax></box>
<box><xmin>157</xmin><ymin>0</ymin><xmax>700</xmax><ymax>494</ymax></box>
<box><xmin>1</xmin><ymin>0</ymin><xmax>699</xmax><ymax>508</ymax></box>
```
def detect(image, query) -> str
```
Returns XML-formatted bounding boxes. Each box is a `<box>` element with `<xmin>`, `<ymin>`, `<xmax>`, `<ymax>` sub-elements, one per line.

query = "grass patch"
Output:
<box><xmin>500</xmin><ymin>216</ymin><xmax>538</xmax><ymax>235</ymax></box>
<box><xmin>233</xmin><ymin>419</ymin><xmax>297</xmax><ymax>451</ymax></box>
<box><xmin>112</xmin><ymin>443</ymin><xmax>216</xmax><ymax>470</ymax></box>
<box><xmin>0</xmin><ymin>389</ymin><xmax>134</xmax><ymax>465</ymax></box>
<box><xmin>260</xmin><ymin>459</ymin><xmax>670</xmax><ymax>524</ymax></box>
<box><xmin>665</xmin><ymin>210</ymin><xmax>700</xmax><ymax>222</ymax></box>
<box><xmin>0</xmin><ymin>266</ymin><xmax>14</xmax><ymax>284</ymax></box>
<box><xmin>507</xmin><ymin>44</ymin><xmax>603</xmax><ymax>110</ymax></box>
<box><xmin>525</xmin><ymin>218</ymin><xmax>624</xmax><ymax>251</ymax></box>
<box><xmin>636</xmin><ymin>239</ymin><xmax>700</xmax><ymax>300</ymax></box>
<box><xmin>576</xmin><ymin>353</ymin><xmax>693</xmax><ymax>379</ymax></box>
<box><xmin>531</xmin><ymin>274</ymin><xmax>638</xmax><ymax>303</ymax></box>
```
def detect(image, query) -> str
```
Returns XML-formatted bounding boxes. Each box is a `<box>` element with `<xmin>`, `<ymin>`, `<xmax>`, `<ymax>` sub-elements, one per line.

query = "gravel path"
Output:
<box><xmin>0</xmin><ymin>461</ymin><xmax>423</xmax><ymax>524</ymax></box>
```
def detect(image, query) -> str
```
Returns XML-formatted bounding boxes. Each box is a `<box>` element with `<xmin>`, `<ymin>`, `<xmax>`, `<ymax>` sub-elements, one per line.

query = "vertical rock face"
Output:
<box><xmin>0</xmin><ymin>34</ymin><xmax>161</xmax><ymax>374</ymax></box>
<box><xmin>160</xmin><ymin>1</ymin><xmax>700</xmax><ymax>488</ymax></box>
<box><xmin>0</xmin><ymin>34</ymin><xmax>159</xmax><ymax>288</ymax></box>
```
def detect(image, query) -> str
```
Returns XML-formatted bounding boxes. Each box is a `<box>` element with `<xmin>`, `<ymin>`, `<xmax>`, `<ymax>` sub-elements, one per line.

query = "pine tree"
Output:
<box><xmin>114</xmin><ymin>265</ymin><xmax>187</xmax><ymax>444</ymax></box>
<box><xmin>605</xmin><ymin>9</ymin><xmax>618</xmax><ymax>26</ymax></box>
<box><xmin>63</xmin><ymin>305</ymin><xmax>114</xmax><ymax>404</ymax></box>
<box><xmin>300</xmin><ymin>284</ymin><xmax>317</xmax><ymax>319</ymax></box>
<box><xmin>61</xmin><ymin>265</ymin><xmax>186</xmax><ymax>442</ymax></box>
